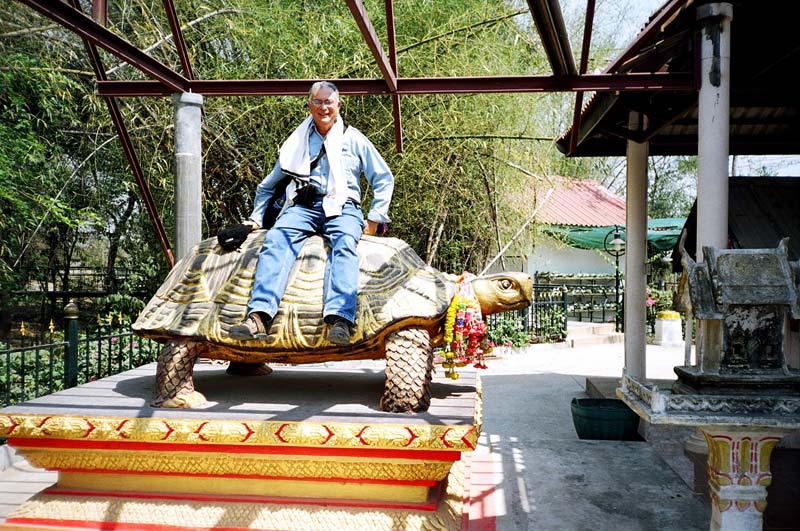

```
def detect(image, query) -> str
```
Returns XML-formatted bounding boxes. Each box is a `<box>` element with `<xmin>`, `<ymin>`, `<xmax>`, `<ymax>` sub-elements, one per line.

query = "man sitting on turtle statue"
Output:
<box><xmin>228</xmin><ymin>80</ymin><xmax>394</xmax><ymax>346</ymax></box>
<box><xmin>133</xmin><ymin>81</ymin><xmax>534</xmax><ymax>412</ymax></box>
<box><xmin>134</xmin><ymin>232</ymin><xmax>532</xmax><ymax>412</ymax></box>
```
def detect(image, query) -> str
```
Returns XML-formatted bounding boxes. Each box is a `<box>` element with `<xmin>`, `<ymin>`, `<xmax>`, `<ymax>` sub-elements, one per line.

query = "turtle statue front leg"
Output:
<box><xmin>380</xmin><ymin>326</ymin><xmax>434</xmax><ymax>412</ymax></box>
<box><xmin>152</xmin><ymin>340</ymin><xmax>208</xmax><ymax>408</ymax></box>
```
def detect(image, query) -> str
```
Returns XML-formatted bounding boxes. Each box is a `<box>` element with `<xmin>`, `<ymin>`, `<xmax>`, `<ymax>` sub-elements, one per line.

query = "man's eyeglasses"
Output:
<box><xmin>310</xmin><ymin>98</ymin><xmax>338</xmax><ymax>107</ymax></box>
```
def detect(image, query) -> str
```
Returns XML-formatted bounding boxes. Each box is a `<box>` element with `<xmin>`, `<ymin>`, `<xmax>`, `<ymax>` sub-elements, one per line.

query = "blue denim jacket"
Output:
<box><xmin>249</xmin><ymin>122</ymin><xmax>394</xmax><ymax>225</ymax></box>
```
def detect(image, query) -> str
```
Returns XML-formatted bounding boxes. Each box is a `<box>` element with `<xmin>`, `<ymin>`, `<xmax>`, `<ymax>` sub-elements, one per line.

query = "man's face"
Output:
<box><xmin>308</xmin><ymin>86</ymin><xmax>341</xmax><ymax>134</ymax></box>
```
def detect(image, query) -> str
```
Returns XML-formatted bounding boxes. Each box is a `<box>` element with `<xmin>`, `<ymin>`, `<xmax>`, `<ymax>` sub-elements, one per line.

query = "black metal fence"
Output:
<box><xmin>486</xmin><ymin>277</ymin><xmax>629</xmax><ymax>345</ymax></box>
<box><xmin>561</xmin><ymin>283</ymin><xmax>618</xmax><ymax>324</ymax></box>
<box><xmin>487</xmin><ymin>284</ymin><xmax>569</xmax><ymax>343</ymax></box>
<box><xmin>1</xmin><ymin>304</ymin><xmax>159</xmax><ymax>407</ymax></box>
<box><xmin>535</xmin><ymin>275</ymin><xmax>619</xmax><ymax>325</ymax></box>
<box><xmin>20</xmin><ymin>266</ymin><xmax>142</xmax><ymax>294</ymax></box>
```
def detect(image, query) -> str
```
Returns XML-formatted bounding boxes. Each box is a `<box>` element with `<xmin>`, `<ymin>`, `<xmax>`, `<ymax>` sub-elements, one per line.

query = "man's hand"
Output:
<box><xmin>242</xmin><ymin>220</ymin><xmax>260</xmax><ymax>231</ymax></box>
<box><xmin>363</xmin><ymin>220</ymin><xmax>379</xmax><ymax>236</ymax></box>
<box><xmin>363</xmin><ymin>220</ymin><xmax>388</xmax><ymax>237</ymax></box>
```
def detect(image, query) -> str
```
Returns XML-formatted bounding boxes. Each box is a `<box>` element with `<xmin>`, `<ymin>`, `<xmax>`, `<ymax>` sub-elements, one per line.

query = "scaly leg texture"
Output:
<box><xmin>380</xmin><ymin>327</ymin><xmax>433</xmax><ymax>412</ymax></box>
<box><xmin>152</xmin><ymin>341</ymin><xmax>208</xmax><ymax>408</ymax></box>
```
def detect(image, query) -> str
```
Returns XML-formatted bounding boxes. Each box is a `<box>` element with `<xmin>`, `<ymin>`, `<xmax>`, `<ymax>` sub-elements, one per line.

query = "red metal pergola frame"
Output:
<box><xmin>15</xmin><ymin>0</ymin><xmax>697</xmax><ymax>267</ymax></box>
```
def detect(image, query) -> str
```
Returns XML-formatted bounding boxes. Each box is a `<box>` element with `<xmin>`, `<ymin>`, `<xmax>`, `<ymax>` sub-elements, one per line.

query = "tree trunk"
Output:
<box><xmin>105</xmin><ymin>191</ymin><xmax>137</xmax><ymax>293</ymax></box>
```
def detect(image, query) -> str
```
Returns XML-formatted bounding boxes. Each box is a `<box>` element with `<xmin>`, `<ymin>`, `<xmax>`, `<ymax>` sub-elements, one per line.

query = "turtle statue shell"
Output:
<box><xmin>134</xmin><ymin>231</ymin><xmax>532</xmax><ymax>411</ymax></box>
<box><xmin>133</xmin><ymin>231</ymin><xmax>457</xmax><ymax>358</ymax></box>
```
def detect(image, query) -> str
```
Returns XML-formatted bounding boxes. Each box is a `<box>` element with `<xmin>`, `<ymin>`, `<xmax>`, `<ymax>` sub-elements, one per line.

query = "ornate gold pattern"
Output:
<box><xmin>21</xmin><ymin>448</ymin><xmax>454</xmax><ymax>482</ymax></box>
<box><xmin>0</xmin><ymin>414</ymin><xmax>479</xmax><ymax>452</ymax></box>
<box><xmin>4</xmin><ymin>461</ymin><xmax>468</xmax><ymax>531</ymax></box>
<box><xmin>58</xmin><ymin>472</ymin><xmax>432</xmax><ymax>503</ymax></box>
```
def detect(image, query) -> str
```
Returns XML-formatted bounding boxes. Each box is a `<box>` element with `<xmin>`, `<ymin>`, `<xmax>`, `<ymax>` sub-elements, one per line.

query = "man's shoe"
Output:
<box><xmin>327</xmin><ymin>318</ymin><xmax>352</xmax><ymax>346</ymax></box>
<box><xmin>230</xmin><ymin>312</ymin><xmax>271</xmax><ymax>340</ymax></box>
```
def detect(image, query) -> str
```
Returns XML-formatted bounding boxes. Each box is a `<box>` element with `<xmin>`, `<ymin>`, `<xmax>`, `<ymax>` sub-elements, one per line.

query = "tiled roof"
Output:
<box><xmin>537</xmin><ymin>177</ymin><xmax>626</xmax><ymax>227</ymax></box>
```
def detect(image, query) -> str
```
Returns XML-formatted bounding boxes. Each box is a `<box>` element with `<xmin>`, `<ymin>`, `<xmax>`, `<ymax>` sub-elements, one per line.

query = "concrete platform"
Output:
<box><xmin>1</xmin><ymin>361</ymin><xmax>476</xmax><ymax>425</ymax></box>
<box><xmin>1</xmin><ymin>361</ymin><xmax>483</xmax><ymax>530</ymax></box>
<box><xmin>0</xmin><ymin>344</ymin><xmax>718</xmax><ymax>529</ymax></box>
<box><xmin>477</xmin><ymin>349</ymin><xmax>709</xmax><ymax>531</ymax></box>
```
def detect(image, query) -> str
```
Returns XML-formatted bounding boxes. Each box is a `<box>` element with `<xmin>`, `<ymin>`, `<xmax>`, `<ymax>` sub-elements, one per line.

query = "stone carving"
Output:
<box><xmin>675</xmin><ymin>237</ymin><xmax>800</xmax><ymax>393</ymax></box>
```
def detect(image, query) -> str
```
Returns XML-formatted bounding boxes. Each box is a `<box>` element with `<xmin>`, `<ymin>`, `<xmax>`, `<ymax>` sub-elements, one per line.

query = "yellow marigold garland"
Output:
<box><xmin>441</xmin><ymin>272</ymin><xmax>493</xmax><ymax>379</ymax></box>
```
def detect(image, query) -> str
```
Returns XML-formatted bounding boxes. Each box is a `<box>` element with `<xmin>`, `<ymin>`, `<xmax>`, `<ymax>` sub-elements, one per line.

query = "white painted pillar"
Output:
<box><xmin>696</xmin><ymin>3</ymin><xmax>732</xmax><ymax>254</ymax></box>
<box><xmin>624</xmin><ymin>112</ymin><xmax>648</xmax><ymax>380</ymax></box>
<box><xmin>172</xmin><ymin>92</ymin><xmax>204</xmax><ymax>260</ymax></box>
<box><xmin>696</xmin><ymin>3</ymin><xmax>733</xmax><ymax>372</ymax></box>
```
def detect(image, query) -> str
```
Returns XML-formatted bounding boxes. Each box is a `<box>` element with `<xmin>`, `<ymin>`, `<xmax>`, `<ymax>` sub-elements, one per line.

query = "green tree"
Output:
<box><xmin>1</xmin><ymin>0</ymin><xmax>633</xmax><ymax>333</ymax></box>
<box><xmin>648</xmin><ymin>156</ymin><xmax>696</xmax><ymax>218</ymax></box>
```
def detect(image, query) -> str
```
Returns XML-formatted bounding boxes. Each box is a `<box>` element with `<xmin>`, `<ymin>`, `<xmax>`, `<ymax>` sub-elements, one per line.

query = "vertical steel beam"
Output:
<box><xmin>569</xmin><ymin>0</ymin><xmax>596</xmax><ymax>154</ymax></box>
<box><xmin>385</xmin><ymin>0</ymin><xmax>403</xmax><ymax>152</ymax></box>
<box><xmin>91</xmin><ymin>0</ymin><xmax>107</xmax><ymax>26</ymax></box>
<box><xmin>68</xmin><ymin>0</ymin><xmax>175</xmax><ymax>267</ymax></box>
<box><xmin>161</xmin><ymin>0</ymin><xmax>195</xmax><ymax>80</ymax></box>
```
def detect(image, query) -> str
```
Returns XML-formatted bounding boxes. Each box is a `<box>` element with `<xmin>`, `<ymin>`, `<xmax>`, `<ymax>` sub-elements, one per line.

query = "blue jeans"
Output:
<box><xmin>247</xmin><ymin>198</ymin><xmax>364</xmax><ymax>325</ymax></box>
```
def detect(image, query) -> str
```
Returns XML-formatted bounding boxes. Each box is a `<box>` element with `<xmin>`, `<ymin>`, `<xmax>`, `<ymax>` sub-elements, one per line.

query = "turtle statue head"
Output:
<box><xmin>469</xmin><ymin>272</ymin><xmax>533</xmax><ymax>316</ymax></box>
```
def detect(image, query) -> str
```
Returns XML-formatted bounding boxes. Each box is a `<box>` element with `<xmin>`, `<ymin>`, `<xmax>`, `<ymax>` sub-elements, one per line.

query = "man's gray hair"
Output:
<box><xmin>308</xmin><ymin>81</ymin><xmax>340</xmax><ymax>101</ymax></box>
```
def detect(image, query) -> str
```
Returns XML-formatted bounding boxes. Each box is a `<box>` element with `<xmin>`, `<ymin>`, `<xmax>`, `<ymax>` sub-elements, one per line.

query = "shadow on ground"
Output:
<box><xmin>478</xmin><ymin>371</ymin><xmax>709</xmax><ymax>531</ymax></box>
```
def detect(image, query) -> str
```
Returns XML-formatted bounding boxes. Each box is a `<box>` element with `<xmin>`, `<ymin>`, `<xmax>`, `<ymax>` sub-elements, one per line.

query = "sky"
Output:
<box><xmin>559</xmin><ymin>0</ymin><xmax>800</xmax><ymax>177</ymax></box>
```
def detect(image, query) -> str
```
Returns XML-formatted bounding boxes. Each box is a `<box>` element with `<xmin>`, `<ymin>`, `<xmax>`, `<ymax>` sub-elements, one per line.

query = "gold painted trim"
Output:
<box><xmin>2</xmin><ymin>461</ymin><xmax>468</xmax><ymax>531</ymax></box>
<box><xmin>0</xmin><ymin>412</ymin><xmax>479</xmax><ymax>451</ymax></box>
<box><xmin>59</xmin><ymin>472</ymin><xmax>431</xmax><ymax>503</ymax></box>
<box><xmin>19</xmin><ymin>448</ymin><xmax>454</xmax><ymax>482</ymax></box>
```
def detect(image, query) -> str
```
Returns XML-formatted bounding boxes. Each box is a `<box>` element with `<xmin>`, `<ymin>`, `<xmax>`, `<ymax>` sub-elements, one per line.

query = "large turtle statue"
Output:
<box><xmin>133</xmin><ymin>231</ymin><xmax>532</xmax><ymax>412</ymax></box>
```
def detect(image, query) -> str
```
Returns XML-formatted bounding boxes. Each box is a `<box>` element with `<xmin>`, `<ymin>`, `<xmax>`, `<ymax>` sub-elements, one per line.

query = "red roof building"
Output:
<box><xmin>536</xmin><ymin>177</ymin><xmax>626</xmax><ymax>227</ymax></box>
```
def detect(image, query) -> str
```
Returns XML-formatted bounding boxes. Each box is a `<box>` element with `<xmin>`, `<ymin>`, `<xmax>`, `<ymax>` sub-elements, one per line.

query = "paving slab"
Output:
<box><xmin>476</xmin><ymin>368</ymin><xmax>708</xmax><ymax>531</ymax></box>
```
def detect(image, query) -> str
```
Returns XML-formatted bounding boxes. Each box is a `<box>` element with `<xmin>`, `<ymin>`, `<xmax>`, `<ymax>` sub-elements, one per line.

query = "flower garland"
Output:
<box><xmin>441</xmin><ymin>272</ymin><xmax>493</xmax><ymax>379</ymax></box>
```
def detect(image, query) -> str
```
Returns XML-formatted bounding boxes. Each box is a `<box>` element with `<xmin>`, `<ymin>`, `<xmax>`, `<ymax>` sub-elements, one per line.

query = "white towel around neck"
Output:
<box><xmin>278</xmin><ymin>116</ymin><xmax>348</xmax><ymax>217</ymax></box>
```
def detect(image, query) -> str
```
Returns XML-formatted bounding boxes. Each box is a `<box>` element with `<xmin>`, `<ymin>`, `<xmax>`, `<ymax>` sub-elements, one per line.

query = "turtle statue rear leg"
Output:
<box><xmin>380</xmin><ymin>326</ymin><xmax>434</xmax><ymax>412</ymax></box>
<box><xmin>152</xmin><ymin>340</ymin><xmax>208</xmax><ymax>408</ymax></box>
<box><xmin>227</xmin><ymin>361</ymin><xmax>273</xmax><ymax>376</ymax></box>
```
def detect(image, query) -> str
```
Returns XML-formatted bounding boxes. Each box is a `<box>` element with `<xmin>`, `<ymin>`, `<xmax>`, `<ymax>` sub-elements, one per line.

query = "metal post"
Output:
<box><xmin>172</xmin><ymin>92</ymin><xmax>204</xmax><ymax>260</ymax></box>
<box><xmin>615</xmin><ymin>255</ymin><xmax>621</xmax><ymax>332</ymax></box>
<box><xmin>561</xmin><ymin>286</ymin><xmax>569</xmax><ymax>340</ymax></box>
<box><xmin>604</xmin><ymin>227</ymin><xmax>625</xmax><ymax>333</ymax></box>
<box><xmin>64</xmin><ymin>301</ymin><xmax>79</xmax><ymax>389</ymax></box>
<box><xmin>695</xmin><ymin>2</ymin><xmax>733</xmax><ymax>373</ymax></box>
<box><xmin>625</xmin><ymin>111</ymin><xmax>648</xmax><ymax>381</ymax></box>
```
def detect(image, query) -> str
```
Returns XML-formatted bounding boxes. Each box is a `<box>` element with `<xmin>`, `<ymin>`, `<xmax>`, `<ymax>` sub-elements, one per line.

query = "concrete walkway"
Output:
<box><xmin>0</xmin><ymin>342</ymin><xmax>709</xmax><ymax>529</ymax></box>
<box><xmin>476</xmin><ymin>342</ymin><xmax>707</xmax><ymax>530</ymax></box>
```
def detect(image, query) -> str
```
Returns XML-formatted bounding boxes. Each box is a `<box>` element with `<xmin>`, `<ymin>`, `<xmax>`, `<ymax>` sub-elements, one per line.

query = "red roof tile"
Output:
<box><xmin>536</xmin><ymin>177</ymin><xmax>626</xmax><ymax>227</ymax></box>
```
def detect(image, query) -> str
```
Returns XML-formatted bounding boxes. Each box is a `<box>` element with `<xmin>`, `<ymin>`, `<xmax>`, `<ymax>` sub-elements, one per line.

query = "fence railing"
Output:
<box><xmin>487</xmin><ymin>284</ymin><xmax>569</xmax><ymax>342</ymax></box>
<box><xmin>1</xmin><ymin>303</ymin><xmax>160</xmax><ymax>407</ymax></box>
<box><xmin>535</xmin><ymin>275</ymin><xmax>620</xmax><ymax>325</ymax></box>
<box><xmin>486</xmin><ymin>278</ymin><xmax>629</xmax><ymax>344</ymax></box>
<box><xmin>20</xmin><ymin>266</ymin><xmax>142</xmax><ymax>294</ymax></box>
<box><xmin>560</xmin><ymin>283</ymin><xmax>618</xmax><ymax>324</ymax></box>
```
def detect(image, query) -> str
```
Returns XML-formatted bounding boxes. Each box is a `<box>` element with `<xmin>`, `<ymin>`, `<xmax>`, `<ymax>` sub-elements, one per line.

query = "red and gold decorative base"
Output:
<box><xmin>0</xmin><ymin>364</ymin><xmax>485</xmax><ymax>530</ymax></box>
